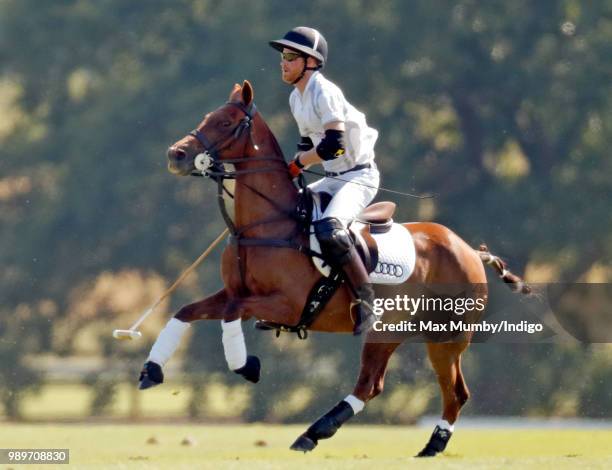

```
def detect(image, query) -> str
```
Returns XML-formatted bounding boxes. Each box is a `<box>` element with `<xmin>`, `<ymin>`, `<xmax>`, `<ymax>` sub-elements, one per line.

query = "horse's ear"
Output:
<box><xmin>229</xmin><ymin>83</ymin><xmax>242</xmax><ymax>101</ymax></box>
<box><xmin>242</xmin><ymin>80</ymin><xmax>254</xmax><ymax>106</ymax></box>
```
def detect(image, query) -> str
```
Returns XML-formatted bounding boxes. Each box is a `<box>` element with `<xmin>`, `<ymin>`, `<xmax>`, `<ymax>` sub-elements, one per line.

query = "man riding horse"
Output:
<box><xmin>137</xmin><ymin>25</ymin><xmax>532</xmax><ymax>457</ymax></box>
<box><xmin>270</xmin><ymin>26</ymin><xmax>380</xmax><ymax>335</ymax></box>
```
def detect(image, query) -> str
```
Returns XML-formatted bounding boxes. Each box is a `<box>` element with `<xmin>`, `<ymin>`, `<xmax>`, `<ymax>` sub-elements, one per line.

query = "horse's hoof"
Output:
<box><xmin>138</xmin><ymin>376</ymin><xmax>161</xmax><ymax>390</ymax></box>
<box><xmin>138</xmin><ymin>361</ymin><xmax>163</xmax><ymax>390</ymax></box>
<box><xmin>233</xmin><ymin>355</ymin><xmax>261</xmax><ymax>383</ymax></box>
<box><xmin>290</xmin><ymin>434</ymin><xmax>317</xmax><ymax>453</ymax></box>
<box><xmin>416</xmin><ymin>446</ymin><xmax>438</xmax><ymax>457</ymax></box>
<box><xmin>415</xmin><ymin>425</ymin><xmax>452</xmax><ymax>457</ymax></box>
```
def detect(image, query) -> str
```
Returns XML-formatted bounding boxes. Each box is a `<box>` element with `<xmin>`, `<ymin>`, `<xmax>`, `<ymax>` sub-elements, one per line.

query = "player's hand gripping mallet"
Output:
<box><xmin>112</xmin><ymin>228</ymin><xmax>229</xmax><ymax>340</ymax></box>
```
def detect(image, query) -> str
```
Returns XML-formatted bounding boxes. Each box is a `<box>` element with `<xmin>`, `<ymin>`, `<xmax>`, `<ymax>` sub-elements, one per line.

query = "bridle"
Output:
<box><xmin>187</xmin><ymin>100</ymin><xmax>297</xmax><ymax>229</ymax></box>
<box><xmin>189</xmin><ymin>101</ymin><xmax>305</xmax><ymax>182</ymax></box>
<box><xmin>183</xmin><ymin>100</ymin><xmax>319</xmax><ymax>292</ymax></box>
<box><xmin>189</xmin><ymin>101</ymin><xmax>260</xmax><ymax>167</ymax></box>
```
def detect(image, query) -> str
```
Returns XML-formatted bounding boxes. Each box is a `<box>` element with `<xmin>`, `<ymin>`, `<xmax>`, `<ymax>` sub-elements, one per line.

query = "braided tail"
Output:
<box><xmin>477</xmin><ymin>244</ymin><xmax>531</xmax><ymax>295</ymax></box>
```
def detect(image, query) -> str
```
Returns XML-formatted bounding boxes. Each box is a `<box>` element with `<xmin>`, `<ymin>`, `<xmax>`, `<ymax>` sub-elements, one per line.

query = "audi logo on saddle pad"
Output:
<box><xmin>375</xmin><ymin>262</ymin><xmax>404</xmax><ymax>278</ymax></box>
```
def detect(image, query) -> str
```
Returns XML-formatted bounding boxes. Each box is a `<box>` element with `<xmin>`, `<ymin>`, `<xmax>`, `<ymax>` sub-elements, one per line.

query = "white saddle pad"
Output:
<box><xmin>354</xmin><ymin>221</ymin><xmax>416</xmax><ymax>284</ymax></box>
<box><xmin>308</xmin><ymin>193</ymin><xmax>416</xmax><ymax>284</ymax></box>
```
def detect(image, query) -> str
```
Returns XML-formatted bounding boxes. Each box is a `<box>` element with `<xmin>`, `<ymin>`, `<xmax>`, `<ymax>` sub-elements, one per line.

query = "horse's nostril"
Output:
<box><xmin>168</xmin><ymin>147</ymin><xmax>187</xmax><ymax>161</ymax></box>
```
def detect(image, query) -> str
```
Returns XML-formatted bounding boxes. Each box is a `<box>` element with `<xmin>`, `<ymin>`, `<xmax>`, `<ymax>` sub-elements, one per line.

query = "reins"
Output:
<box><xmin>302</xmin><ymin>168</ymin><xmax>435</xmax><ymax>200</ymax></box>
<box><xmin>187</xmin><ymin>101</ymin><xmax>320</xmax><ymax>292</ymax></box>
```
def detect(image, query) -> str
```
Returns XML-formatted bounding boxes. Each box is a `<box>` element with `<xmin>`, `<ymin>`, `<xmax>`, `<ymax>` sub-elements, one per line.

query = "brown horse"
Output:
<box><xmin>158</xmin><ymin>80</ymin><xmax>530</xmax><ymax>456</ymax></box>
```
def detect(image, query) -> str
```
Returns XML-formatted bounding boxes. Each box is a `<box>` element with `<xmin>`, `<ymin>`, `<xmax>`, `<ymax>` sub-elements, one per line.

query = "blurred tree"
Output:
<box><xmin>0</xmin><ymin>309</ymin><xmax>43</xmax><ymax>419</ymax></box>
<box><xmin>0</xmin><ymin>0</ymin><xmax>610</xmax><ymax>420</ymax></box>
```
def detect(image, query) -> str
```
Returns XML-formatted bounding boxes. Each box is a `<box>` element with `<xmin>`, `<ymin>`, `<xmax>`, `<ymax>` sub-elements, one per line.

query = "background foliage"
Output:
<box><xmin>1</xmin><ymin>0</ymin><xmax>610</xmax><ymax>421</ymax></box>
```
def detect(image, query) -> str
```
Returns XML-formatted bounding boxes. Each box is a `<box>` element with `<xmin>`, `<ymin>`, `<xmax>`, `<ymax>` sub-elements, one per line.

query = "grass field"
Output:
<box><xmin>19</xmin><ymin>383</ymin><xmax>193</xmax><ymax>419</ymax></box>
<box><xmin>1</xmin><ymin>424</ymin><xmax>611</xmax><ymax>469</ymax></box>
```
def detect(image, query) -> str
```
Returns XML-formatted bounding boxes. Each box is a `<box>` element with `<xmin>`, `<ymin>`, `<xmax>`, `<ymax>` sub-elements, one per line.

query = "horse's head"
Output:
<box><xmin>167</xmin><ymin>81</ymin><xmax>256</xmax><ymax>176</ymax></box>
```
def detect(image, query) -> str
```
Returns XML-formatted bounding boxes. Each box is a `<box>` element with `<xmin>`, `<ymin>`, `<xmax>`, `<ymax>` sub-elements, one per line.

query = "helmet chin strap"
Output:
<box><xmin>291</xmin><ymin>57</ymin><xmax>321</xmax><ymax>85</ymax></box>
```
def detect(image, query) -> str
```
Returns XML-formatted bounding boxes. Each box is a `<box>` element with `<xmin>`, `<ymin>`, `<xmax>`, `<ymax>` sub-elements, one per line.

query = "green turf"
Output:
<box><xmin>19</xmin><ymin>382</ymin><xmax>241</xmax><ymax>420</ymax></box>
<box><xmin>0</xmin><ymin>424</ymin><xmax>611</xmax><ymax>469</ymax></box>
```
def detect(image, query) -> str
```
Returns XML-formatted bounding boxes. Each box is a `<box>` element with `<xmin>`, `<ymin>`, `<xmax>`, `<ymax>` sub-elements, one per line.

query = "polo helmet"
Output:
<box><xmin>269</xmin><ymin>26</ymin><xmax>328</xmax><ymax>66</ymax></box>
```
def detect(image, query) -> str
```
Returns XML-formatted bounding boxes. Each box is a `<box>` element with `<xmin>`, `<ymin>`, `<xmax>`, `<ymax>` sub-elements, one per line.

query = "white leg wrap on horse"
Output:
<box><xmin>344</xmin><ymin>394</ymin><xmax>365</xmax><ymax>414</ymax></box>
<box><xmin>437</xmin><ymin>419</ymin><xmax>454</xmax><ymax>432</ymax></box>
<box><xmin>221</xmin><ymin>319</ymin><xmax>247</xmax><ymax>371</ymax></box>
<box><xmin>147</xmin><ymin>317</ymin><xmax>190</xmax><ymax>366</ymax></box>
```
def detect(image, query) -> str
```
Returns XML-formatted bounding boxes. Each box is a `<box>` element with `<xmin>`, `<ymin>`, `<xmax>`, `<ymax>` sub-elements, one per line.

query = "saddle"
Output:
<box><xmin>255</xmin><ymin>192</ymin><xmax>399</xmax><ymax>338</ymax></box>
<box><xmin>360</xmin><ymin>201</ymin><xmax>396</xmax><ymax>226</ymax></box>
<box><xmin>352</xmin><ymin>201</ymin><xmax>396</xmax><ymax>270</ymax></box>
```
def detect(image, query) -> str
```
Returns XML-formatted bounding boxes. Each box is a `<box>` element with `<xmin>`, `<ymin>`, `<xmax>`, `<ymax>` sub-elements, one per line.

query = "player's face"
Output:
<box><xmin>280</xmin><ymin>48</ymin><xmax>305</xmax><ymax>84</ymax></box>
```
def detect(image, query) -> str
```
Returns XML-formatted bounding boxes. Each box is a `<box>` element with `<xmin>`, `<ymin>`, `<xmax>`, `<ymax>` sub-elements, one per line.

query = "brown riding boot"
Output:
<box><xmin>341</xmin><ymin>245</ymin><xmax>377</xmax><ymax>336</ymax></box>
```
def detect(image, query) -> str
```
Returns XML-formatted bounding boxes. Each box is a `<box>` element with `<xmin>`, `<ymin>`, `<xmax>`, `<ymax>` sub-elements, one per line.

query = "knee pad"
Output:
<box><xmin>314</xmin><ymin>217</ymin><xmax>353</xmax><ymax>264</ymax></box>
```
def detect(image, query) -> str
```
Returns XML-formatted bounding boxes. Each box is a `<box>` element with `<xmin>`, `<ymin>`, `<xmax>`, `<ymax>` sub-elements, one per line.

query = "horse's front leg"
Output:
<box><xmin>220</xmin><ymin>292</ymin><xmax>297</xmax><ymax>384</ymax></box>
<box><xmin>290</xmin><ymin>341</ymin><xmax>400</xmax><ymax>452</ymax></box>
<box><xmin>138</xmin><ymin>288</ymin><xmax>229</xmax><ymax>389</ymax></box>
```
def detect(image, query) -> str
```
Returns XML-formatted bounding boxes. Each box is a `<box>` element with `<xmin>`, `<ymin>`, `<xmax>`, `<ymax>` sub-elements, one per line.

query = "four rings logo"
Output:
<box><xmin>374</xmin><ymin>262</ymin><xmax>404</xmax><ymax>278</ymax></box>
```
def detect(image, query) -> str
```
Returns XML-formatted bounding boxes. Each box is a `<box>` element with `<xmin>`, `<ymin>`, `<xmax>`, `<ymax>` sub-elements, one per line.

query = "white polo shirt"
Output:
<box><xmin>289</xmin><ymin>72</ymin><xmax>378</xmax><ymax>174</ymax></box>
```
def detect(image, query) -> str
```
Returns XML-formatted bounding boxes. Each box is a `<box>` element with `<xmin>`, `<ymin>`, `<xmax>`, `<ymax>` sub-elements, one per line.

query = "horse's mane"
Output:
<box><xmin>256</xmin><ymin>112</ymin><xmax>286</xmax><ymax>163</ymax></box>
<box><xmin>269</xmin><ymin>132</ymin><xmax>286</xmax><ymax>162</ymax></box>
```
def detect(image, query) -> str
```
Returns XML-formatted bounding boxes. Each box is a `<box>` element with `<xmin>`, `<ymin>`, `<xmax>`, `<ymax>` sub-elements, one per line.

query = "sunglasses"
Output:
<box><xmin>281</xmin><ymin>51</ymin><xmax>303</xmax><ymax>62</ymax></box>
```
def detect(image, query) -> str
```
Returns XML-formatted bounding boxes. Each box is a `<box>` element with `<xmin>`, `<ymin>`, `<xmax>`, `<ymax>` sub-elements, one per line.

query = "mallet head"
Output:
<box><xmin>112</xmin><ymin>329</ymin><xmax>143</xmax><ymax>340</ymax></box>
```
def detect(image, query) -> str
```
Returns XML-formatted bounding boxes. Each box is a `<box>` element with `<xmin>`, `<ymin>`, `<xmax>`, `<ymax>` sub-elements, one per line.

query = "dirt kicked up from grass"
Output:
<box><xmin>1</xmin><ymin>424</ymin><xmax>611</xmax><ymax>470</ymax></box>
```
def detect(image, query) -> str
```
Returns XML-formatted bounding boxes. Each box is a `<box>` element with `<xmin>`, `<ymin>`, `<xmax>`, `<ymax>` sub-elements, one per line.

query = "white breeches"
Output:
<box><xmin>308</xmin><ymin>164</ymin><xmax>379</xmax><ymax>225</ymax></box>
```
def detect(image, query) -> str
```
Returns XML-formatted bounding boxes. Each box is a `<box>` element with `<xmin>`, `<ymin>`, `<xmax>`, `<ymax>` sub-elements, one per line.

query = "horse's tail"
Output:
<box><xmin>477</xmin><ymin>244</ymin><xmax>531</xmax><ymax>295</ymax></box>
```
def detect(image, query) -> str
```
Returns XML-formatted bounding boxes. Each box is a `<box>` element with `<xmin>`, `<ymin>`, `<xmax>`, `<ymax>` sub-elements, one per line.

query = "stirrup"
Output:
<box><xmin>254</xmin><ymin>320</ymin><xmax>308</xmax><ymax>339</ymax></box>
<box><xmin>254</xmin><ymin>320</ymin><xmax>276</xmax><ymax>331</ymax></box>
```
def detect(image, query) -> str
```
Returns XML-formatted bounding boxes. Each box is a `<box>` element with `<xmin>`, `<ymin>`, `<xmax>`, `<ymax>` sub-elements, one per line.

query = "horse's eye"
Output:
<box><xmin>221</xmin><ymin>121</ymin><xmax>232</xmax><ymax>127</ymax></box>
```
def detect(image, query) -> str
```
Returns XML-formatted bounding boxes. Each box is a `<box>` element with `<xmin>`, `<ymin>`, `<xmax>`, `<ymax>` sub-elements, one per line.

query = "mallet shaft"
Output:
<box><xmin>113</xmin><ymin>228</ymin><xmax>229</xmax><ymax>338</ymax></box>
<box><xmin>150</xmin><ymin>227</ymin><xmax>230</xmax><ymax>310</ymax></box>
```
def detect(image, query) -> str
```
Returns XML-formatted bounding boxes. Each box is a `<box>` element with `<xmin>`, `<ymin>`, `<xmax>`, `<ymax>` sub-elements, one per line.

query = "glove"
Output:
<box><xmin>287</xmin><ymin>153</ymin><xmax>305</xmax><ymax>178</ymax></box>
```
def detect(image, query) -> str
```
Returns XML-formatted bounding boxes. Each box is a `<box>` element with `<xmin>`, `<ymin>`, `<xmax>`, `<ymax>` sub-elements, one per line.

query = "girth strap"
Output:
<box><xmin>256</xmin><ymin>270</ymin><xmax>344</xmax><ymax>340</ymax></box>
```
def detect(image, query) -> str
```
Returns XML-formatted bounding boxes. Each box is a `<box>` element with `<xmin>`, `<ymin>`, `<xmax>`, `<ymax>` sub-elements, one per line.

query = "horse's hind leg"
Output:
<box><xmin>290</xmin><ymin>341</ymin><xmax>400</xmax><ymax>452</ymax></box>
<box><xmin>417</xmin><ymin>342</ymin><xmax>470</xmax><ymax>457</ymax></box>
<box><xmin>138</xmin><ymin>288</ymin><xmax>229</xmax><ymax>389</ymax></box>
<box><xmin>454</xmin><ymin>355</ymin><xmax>470</xmax><ymax>406</ymax></box>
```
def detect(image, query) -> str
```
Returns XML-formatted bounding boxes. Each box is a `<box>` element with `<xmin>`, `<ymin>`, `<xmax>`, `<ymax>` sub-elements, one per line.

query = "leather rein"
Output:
<box><xmin>187</xmin><ymin>101</ymin><xmax>319</xmax><ymax>292</ymax></box>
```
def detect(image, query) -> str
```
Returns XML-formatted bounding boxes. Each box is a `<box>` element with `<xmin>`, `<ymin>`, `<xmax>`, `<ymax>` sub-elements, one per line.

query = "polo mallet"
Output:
<box><xmin>112</xmin><ymin>228</ymin><xmax>230</xmax><ymax>340</ymax></box>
